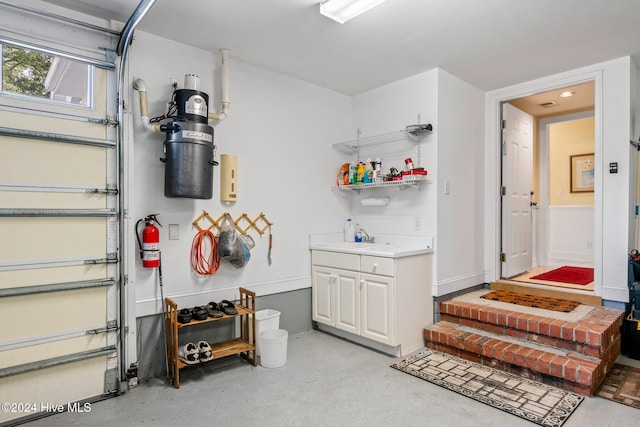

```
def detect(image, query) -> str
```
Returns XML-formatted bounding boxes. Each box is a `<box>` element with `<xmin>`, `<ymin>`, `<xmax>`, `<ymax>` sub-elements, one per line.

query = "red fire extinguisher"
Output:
<box><xmin>136</xmin><ymin>214</ymin><xmax>162</xmax><ymax>268</ymax></box>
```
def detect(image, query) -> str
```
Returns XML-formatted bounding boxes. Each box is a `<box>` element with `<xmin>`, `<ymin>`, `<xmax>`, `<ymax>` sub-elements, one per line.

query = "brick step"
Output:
<box><xmin>439</xmin><ymin>299</ymin><xmax>624</xmax><ymax>358</ymax></box>
<box><xmin>424</xmin><ymin>320</ymin><xmax>621</xmax><ymax>395</ymax></box>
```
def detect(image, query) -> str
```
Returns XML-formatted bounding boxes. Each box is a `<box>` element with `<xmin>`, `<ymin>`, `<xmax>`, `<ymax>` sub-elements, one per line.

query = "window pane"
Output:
<box><xmin>1</xmin><ymin>44</ymin><xmax>91</xmax><ymax>107</ymax></box>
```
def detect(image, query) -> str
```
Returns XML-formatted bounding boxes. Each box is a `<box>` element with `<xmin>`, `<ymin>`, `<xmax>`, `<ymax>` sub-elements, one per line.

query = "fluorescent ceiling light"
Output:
<box><xmin>320</xmin><ymin>0</ymin><xmax>387</xmax><ymax>24</ymax></box>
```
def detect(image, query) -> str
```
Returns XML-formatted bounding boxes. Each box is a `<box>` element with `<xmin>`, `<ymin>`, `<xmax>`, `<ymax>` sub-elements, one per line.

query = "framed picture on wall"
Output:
<box><xmin>570</xmin><ymin>153</ymin><xmax>594</xmax><ymax>193</ymax></box>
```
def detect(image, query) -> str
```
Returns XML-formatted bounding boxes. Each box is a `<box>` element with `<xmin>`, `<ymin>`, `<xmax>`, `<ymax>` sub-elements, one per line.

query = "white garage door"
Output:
<box><xmin>0</xmin><ymin>7</ymin><xmax>120</xmax><ymax>425</ymax></box>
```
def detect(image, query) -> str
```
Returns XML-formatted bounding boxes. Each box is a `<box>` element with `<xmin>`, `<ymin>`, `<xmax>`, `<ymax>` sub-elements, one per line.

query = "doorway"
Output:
<box><xmin>500</xmin><ymin>81</ymin><xmax>596</xmax><ymax>293</ymax></box>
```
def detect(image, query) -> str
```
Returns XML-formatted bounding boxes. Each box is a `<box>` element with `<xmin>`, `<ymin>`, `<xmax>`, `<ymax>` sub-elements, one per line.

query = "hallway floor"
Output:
<box><xmin>24</xmin><ymin>329</ymin><xmax>640</xmax><ymax>426</ymax></box>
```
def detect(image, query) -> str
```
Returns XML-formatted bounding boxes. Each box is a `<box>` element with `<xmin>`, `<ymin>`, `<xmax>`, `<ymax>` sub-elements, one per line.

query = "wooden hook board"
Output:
<box><xmin>192</xmin><ymin>211</ymin><xmax>273</xmax><ymax>235</ymax></box>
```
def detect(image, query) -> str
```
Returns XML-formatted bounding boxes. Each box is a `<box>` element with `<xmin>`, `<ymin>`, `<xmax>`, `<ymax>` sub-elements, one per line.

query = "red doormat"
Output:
<box><xmin>530</xmin><ymin>266</ymin><xmax>594</xmax><ymax>285</ymax></box>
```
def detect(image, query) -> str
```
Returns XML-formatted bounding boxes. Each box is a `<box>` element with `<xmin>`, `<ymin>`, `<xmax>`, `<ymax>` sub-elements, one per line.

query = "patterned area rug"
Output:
<box><xmin>391</xmin><ymin>348</ymin><xmax>584</xmax><ymax>427</ymax></box>
<box><xmin>480</xmin><ymin>290</ymin><xmax>581</xmax><ymax>313</ymax></box>
<box><xmin>596</xmin><ymin>363</ymin><xmax>640</xmax><ymax>408</ymax></box>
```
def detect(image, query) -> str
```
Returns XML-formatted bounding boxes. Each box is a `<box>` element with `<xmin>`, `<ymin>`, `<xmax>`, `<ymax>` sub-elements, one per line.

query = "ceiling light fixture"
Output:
<box><xmin>320</xmin><ymin>0</ymin><xmax>387</xmax><ymax>24</ymax></box>
<box><xmin>559</xmin><ymin>91</ymin><xmax>575</xmax><ymax>98</ymax></box>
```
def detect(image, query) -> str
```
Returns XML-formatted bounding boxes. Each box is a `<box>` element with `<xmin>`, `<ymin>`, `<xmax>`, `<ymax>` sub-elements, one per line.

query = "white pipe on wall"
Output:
<box><xmin>132</xmin><ymin>78</ymin><xmax>161</xmax><ymax>132</ymax></box>
<box><xmin>208</xmin><ymin>48</ymin><xmax>230</xmax><ymax>122</ymax></box>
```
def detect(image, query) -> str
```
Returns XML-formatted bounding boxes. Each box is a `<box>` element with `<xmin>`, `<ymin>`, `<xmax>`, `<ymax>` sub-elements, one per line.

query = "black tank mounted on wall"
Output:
<box><xmin>133</xmin><ymin>49</ymin><xmax>230</xmax><ymax>199</ymax></box>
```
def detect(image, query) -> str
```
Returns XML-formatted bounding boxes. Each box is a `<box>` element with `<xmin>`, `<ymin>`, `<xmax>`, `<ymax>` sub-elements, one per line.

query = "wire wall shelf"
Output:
<box><xmin>333</xmin><ymin>175</ymin><xmax>431</xmax><ymax>191</ymax></box>
<box><xmin>332</xmin><ymin>124</ymin><xmax>432</xmax><ymax>155</ymax></box>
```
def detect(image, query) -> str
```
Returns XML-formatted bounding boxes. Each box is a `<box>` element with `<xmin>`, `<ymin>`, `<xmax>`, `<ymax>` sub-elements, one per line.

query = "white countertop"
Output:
<box><xmin>309</xmin><ymin>233</ymin><xmax>433</xmax><ymax>258</ymax></box>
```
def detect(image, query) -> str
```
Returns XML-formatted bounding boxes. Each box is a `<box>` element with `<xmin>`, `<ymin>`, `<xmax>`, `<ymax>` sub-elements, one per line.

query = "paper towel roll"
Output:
<box><xmin>361</xmin><ymin>197</ymin><xmax>390</xmax><ymax>206</ymax></box>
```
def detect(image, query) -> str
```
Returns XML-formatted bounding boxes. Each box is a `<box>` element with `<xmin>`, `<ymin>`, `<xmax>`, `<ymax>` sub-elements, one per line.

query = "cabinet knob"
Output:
<box><xmin>373</xmin><ymin>263</ymin><xmax>378</xmax><ymax>271</ymax></box>
<box><xmin>360</xmin><ymin>279</ymin><xmax>364</xmax><ymax>288</ymax></box>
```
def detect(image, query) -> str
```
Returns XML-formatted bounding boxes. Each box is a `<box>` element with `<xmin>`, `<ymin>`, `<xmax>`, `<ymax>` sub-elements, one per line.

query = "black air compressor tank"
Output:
<box><xmin>162</xmin><ymin>121</ymin><xmax>216</xmax><ymax>199</ymax></box>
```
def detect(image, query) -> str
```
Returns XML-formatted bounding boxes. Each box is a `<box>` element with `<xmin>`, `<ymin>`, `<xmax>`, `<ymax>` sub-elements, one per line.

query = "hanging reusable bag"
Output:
<box><xmin>217</xmin><ymin>213</ymin><xmax>237</xmax><ymax>258</ymax></box>
<box><xmin>229</xmin><ymin>233</ymin><xmax>255</xmax><ymax>269</ymax></box>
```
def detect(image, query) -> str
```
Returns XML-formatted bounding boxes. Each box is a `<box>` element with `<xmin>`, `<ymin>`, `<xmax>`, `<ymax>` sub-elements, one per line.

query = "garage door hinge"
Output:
<box><xmin>85</xmin><ymin>253</ymin><xmax>118</xmax><ymax>265</ymax></box>
<box><xmin>86</xmin><ymin>320</ymin><xmax>118</xmax><ymax>335</ymax></box>
<box><xmin>86</xmin><ymin>185</ymin><xmax>119</xmax><ymax>195</ymax></box>
<box><xmin>88</xmin><ymin>116</ymin><xmax>119</xmax><ymax>127</ymax></box>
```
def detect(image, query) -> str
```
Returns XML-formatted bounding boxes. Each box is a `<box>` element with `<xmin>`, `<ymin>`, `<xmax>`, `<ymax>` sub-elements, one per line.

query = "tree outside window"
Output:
<box><xmin>1</xmin><ymin>44</ymin><xmax>91</xmax><ymax>107</ymax></box>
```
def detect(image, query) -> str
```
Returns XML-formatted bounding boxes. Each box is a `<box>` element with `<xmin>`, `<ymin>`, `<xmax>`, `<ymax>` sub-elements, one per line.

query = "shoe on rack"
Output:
<box><xmin>192</xmin><ymin>306</ymin><xmax>209</xmax><ymax>321</ymax></box>
<box><xmin>207</xmin><ymin>302</ymin><xmax>224</xmax><ymax>318</ymax></box>
<box><xmin>219</xmin><ymin>300</ymin><xmax>238</xmax><ymax>315</ymax></box>
<box><xmin>197</xmin><ymin>340</ymin><xmax>213</xmax><ymax>362</ymax></box>
<box><xmin>178</xmin><ymin>308</ymin><xmax>192</xmax><ymax>324</ymax></box>
<box><xmin>178</xmin><ymin>342</ymin><xmax>199</xmax><ymax>365</ymax></box>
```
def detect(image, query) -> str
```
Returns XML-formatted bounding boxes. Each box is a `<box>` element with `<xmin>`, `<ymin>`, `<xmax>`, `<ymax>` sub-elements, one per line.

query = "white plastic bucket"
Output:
<box><xmin>255</xmin><ymin>309</ymin><xmax>281</xmax><ymax>356</ymax></box>
<box><xmin>259</xmin><ymin>329</ymin><xmax>288</xmax><ymax>368</ymax></box>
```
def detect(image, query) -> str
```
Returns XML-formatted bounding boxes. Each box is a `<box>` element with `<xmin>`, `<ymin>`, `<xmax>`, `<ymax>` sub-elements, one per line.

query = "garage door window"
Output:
<box><xmin>1</xmin><ymin>43</ymin><xmax>93</xmax><ymax>107</ymax></box>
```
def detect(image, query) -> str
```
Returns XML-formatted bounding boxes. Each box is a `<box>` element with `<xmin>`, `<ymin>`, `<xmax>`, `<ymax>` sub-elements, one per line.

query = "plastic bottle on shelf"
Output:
<box><xmin>339</xmin><ymin>163</ymin><xmax>349</xmax><ymax>186</ymax></box>
<box><xmin>356</xmin><ymin>162</ymin><xmax>366</xmax><ymax>184</ymax></box>
<box><xmin>344</xmin><ymin>218</ymin><xmax>355</xmax><ymax>242</ymax></box>
<box><xmin>374</xmin><ymin>158</ymin><xmax>383</xmax><ymax>182</ymax></box>
<box><xmin>349</xmin><ymin>163</ymin><xmax>357</xmax><ymax>185</ymax></box>
<box><xmin>355</xmin><ymin>223</ymin><xmax>363</xmax><ymax>242</ymax></box>
<box><xmin>364</xmin><ymin>159</ymin><xmax>373</xmax><ymax>183</ymax></box>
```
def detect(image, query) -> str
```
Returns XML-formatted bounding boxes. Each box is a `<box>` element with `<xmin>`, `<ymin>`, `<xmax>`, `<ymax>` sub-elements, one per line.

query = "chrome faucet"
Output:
<box><xmin>358</xmin><ymin>228</ymin><xmax>375</xmax><ymax>243</ymax></box>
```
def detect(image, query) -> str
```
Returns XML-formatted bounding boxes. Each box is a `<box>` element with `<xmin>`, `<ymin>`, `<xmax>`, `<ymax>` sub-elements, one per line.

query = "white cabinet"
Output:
<box><xmin>360</xmin><ymin>272</ymin><xmax>394</xmax><ymax>345</ymax></box>
<box><xmin>311</xmin><ymin>249</ymin><xmax>432</xmax><ymax>356</ymax></box>
<box><xmin>311</xmin><ymin>265</ymin><xmax>360</xmax><ymax>335</ymax></box>
<box><xmin>311</xmin><ymin>266</ymin><xmax>334</xmax><ymax>326</ymax></box>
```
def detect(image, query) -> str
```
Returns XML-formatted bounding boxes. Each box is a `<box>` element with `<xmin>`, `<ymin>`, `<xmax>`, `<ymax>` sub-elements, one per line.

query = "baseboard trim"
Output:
<box><xmin>135</xmin><ymin>276</ymin><xmax>310</xmax><ymax>316</ymax></box>
<box><xmin>433</xmin><ymin>272</ymin><xmax>486</xmax><ymax>297</ymax></box>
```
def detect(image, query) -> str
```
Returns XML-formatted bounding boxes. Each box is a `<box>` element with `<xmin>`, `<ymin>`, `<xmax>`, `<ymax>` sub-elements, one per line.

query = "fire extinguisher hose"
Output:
<box><xmin>191</xmin><ymin>229</ymin><xmax>220</xmax><ymax>275</ymax></box>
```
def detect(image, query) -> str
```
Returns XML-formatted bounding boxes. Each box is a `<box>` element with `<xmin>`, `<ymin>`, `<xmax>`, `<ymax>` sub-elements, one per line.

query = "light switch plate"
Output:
<box><xmin>169</xmin><ymin>224</ymin><xmax>179</xmax><ymax>240</ymax></box>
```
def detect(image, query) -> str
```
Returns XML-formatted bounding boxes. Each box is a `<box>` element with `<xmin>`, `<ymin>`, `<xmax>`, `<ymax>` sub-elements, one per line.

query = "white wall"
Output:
<box><xmin>600</xmin><ymin>57</ymin><xmax>634</xmax><ymax>303</ymax></box>
<box><xmin>125</xmin><ymin>31</ymin><xmax>353</xmax><ymax>317</ymax></box>
<box><xmin>547</xmin><ymin>206</ymin><xmax>594</xmax><ymax>267</ymax></box>
<box><xmin>435</xmin><ymin>70</ymin><xmax>485</xmax><ymax>296</ymax></box>
<box><xmin>350</xmin><ymin>69</ymin><xmax>438</xmax><ymax>237</ymax></box>
<box><xmin>350</xmin><ymin>68</ymin><xmax>485</xmax><ymax>297</ymax></box>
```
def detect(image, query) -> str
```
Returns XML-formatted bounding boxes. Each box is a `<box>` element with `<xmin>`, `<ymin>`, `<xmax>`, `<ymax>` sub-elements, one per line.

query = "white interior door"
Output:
<box><xmin>0</xmin><ymin>33</ymin><xmax>119</xmax><ymax>424</ymax></box>
<box><xmin>501</xmin><ymin>103</ymin><xmax>534</xmax><ymax>278</ymax></box>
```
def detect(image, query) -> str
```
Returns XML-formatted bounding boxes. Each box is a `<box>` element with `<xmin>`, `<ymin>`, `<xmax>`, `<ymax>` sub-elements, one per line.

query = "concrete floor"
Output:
<box><xmin>25</xmin><ymin>330</ymin><xmax>640</xmax><ymax>427</ymax></box>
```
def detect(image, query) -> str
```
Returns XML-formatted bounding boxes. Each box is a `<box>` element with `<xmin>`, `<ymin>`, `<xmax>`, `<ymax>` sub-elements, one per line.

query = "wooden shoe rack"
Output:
<box><xmin>165</xmin><ymin>287</ymin><xmax>256</xmax><ymax>388</ymax></box>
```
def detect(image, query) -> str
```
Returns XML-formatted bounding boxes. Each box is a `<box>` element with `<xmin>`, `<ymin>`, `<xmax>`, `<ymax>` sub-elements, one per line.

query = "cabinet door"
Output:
<box><xmin>334</xmin><ymin>269</ymin><xmax>360</xmax><ymax>335</ymax></box>
<box><xmin>312</xmin><ymin>266</ymin><xmax>334</xmax><ymax>326</ymax></box>
<box><xmin>360</xmin><ymin>273</ymin><xmax>395</xmax><ymax>345</ymax></box>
